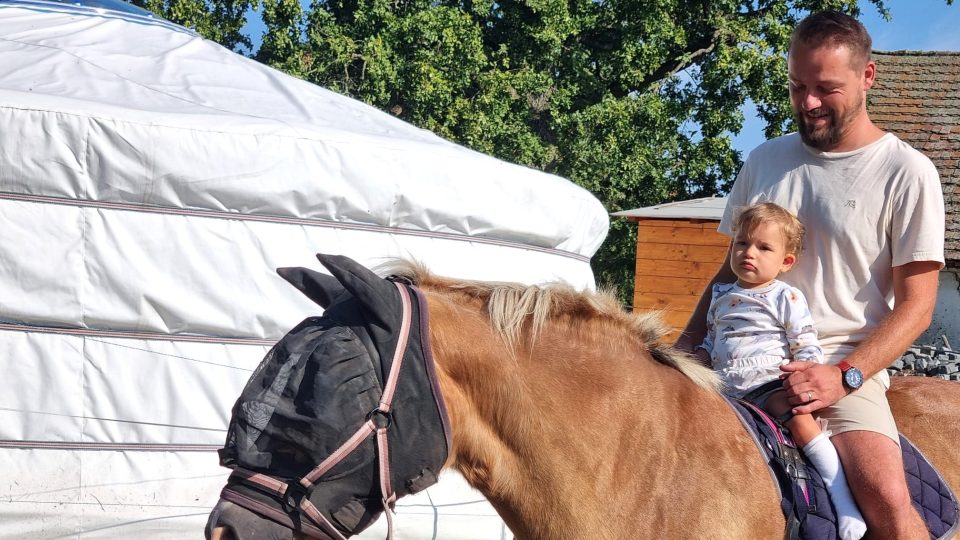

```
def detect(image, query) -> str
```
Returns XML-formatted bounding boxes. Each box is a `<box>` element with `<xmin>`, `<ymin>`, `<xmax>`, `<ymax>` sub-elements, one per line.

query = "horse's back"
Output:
<box><xmin>888</xmin><ymin>376</ymin><xmax>960</xmax><ymax>505</ymax></box>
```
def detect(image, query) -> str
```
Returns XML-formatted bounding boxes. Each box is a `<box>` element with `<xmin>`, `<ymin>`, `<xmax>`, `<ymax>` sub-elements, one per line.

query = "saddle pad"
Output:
<box><xmin>728</xmin><ymin>398</ymin><xmax>838</xmax><ymax>540</ymax></box>
<box><xmin>900</xmin><ymin>434</ymin><xmax>960</xmax><ymax>539</ymax></box>
<box><xmin>729</xmin><ymin>397</ymin><xmax>960</xmax><ymax>539</ymax></box>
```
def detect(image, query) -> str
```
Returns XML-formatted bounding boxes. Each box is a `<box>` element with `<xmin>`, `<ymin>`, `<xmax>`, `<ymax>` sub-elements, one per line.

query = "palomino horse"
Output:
<box><xmin>210</xmin><ymin>254</ymin><xmax>960</xmax><ymax>539</ymax></box>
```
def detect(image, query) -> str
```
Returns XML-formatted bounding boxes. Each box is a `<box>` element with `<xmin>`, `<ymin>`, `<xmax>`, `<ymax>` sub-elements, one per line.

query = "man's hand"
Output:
<box><xmin>780</xmin><ymin>361</ymin><xmax>846</xmax><ymax>414</ymax></box>
<box><xmin>674</xmin><ymin>334</ymin><xmax>696</xmax><ymax>354</ymax></box>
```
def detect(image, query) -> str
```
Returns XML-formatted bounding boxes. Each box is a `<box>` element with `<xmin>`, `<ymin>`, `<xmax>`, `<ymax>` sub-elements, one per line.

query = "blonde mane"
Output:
<box><xmin>378</xmin><ymin>259</ymin><xmax>721</xmax><ymax>391</ymax></box>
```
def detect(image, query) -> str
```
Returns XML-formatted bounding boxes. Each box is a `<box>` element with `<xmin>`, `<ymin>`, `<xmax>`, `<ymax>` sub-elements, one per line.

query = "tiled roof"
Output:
<box><xmin>870</xmin><ymin>51</ymin><xmax>960</xmax><ymax>266</ymax></box>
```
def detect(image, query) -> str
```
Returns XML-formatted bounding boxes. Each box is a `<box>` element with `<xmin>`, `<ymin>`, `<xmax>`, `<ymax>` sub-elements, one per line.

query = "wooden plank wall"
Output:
<box><xmin>632</xmin><ymin>218</ymin><xmax>729</xmax><ymax>335</ymax></box>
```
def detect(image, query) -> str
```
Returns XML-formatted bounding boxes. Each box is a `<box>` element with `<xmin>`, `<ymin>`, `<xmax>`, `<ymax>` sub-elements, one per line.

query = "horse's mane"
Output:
<box><xmin>378</xmin><ymin>259</ymin><xmax>721</xmax><ymax>391</ymax></box>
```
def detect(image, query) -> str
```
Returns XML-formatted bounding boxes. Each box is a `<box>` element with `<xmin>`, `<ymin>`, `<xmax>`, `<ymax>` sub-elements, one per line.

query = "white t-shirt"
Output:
<box><xmin>721</xmin><ymin>133</ymin><xmax>945</xmax><ymax>370</ymax></box>
<box><xmin>701</xmin><ymin>280</ymin><xmax>823</xmax><ymax>397</ymax></box>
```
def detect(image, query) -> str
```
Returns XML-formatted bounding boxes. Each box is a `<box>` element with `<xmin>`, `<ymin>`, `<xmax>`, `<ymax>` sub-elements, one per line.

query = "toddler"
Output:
<box><xmin>696</xmin><ymin>202</ymin><xmax>866</xmax><ymax>540</ymax></box>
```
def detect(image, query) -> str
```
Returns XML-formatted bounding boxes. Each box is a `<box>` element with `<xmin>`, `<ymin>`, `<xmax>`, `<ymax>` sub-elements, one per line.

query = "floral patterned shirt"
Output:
<box><xmin>699</xmin><ymin>280</ymin><xmax>824</xmax><ymax>397</ymax></box>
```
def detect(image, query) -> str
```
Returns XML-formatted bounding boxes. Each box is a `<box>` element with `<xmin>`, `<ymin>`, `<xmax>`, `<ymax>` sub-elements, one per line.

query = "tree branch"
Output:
<box><xmin>638</xmin><ymin>2</ymin><xmax>774</xmax><ymax>92</ymax></box>
<box><xmin>639</xmin><ymin>27</ymin><xmax>722</xmax><ymax>90</ymax></box>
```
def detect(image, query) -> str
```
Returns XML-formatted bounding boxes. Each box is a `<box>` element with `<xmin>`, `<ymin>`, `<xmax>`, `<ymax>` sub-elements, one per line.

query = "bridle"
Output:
<box><xmin>220</xmin><ymin>281</ymin><xmax>418</xmax><ymax>539</ymax></box>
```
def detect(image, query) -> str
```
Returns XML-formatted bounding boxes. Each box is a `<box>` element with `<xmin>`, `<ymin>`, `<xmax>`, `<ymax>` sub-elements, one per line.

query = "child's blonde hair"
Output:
<box><xmin>732</xmin><ymin>202</ymin><xmax>805</xmax><ymax>255</ymax></box>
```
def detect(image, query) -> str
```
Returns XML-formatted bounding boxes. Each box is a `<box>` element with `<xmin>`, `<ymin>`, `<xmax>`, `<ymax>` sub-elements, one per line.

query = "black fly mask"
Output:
<box><xmin>215</xmin><ymin>254</ymin><xmax>451</xmax><ymax>539</ymax></box>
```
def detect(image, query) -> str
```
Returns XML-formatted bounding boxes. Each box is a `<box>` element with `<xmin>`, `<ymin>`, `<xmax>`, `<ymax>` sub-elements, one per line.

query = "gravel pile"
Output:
<box><xmin>890</xmin><ymin>336</ymin><xmax>960</xmax><ymax>381</ymax></box>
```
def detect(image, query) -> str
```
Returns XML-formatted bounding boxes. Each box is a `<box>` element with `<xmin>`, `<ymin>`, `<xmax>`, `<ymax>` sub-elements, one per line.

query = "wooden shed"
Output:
<box><xmin>613</xmin><ymin>197</ymin><xmax>728</xmax><ymax>335</ymax></box>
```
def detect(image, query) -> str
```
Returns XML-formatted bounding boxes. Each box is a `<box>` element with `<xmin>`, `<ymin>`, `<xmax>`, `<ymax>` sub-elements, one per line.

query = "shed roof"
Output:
<box><xmin>871</xmin><ymin>50</ymin><xmax>960</xmax><ymax>265</ymax></box>
<box><xmin>612</xmin><ymin>196</ymin><xmax>726</xmax><ymax>220</ymax></box>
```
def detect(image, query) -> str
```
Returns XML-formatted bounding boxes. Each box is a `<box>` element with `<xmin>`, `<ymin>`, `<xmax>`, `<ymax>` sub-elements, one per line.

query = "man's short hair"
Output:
<box><xmin>790</xmin><ymin>10</ymin><xmax>872</xmax><ymax>67</ymax></box>
<box><xmin>732</xmin><ymin>202</ymin><xmax>805</xmax><ymax>256</ymax></box>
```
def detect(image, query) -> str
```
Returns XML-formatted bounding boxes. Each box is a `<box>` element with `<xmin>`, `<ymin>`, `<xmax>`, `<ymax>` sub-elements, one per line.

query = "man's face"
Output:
<box><xmin>787</xmin><ymin>42</ymin><xmax>873</xmax><ymax>151</ymax></box>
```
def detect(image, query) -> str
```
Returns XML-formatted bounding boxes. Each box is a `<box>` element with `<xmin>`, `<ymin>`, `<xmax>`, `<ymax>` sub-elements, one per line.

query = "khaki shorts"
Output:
<box><xmin>817</xmin><ymin>373</ymin><xmax>900</xmax><ymax>445</ymax></box>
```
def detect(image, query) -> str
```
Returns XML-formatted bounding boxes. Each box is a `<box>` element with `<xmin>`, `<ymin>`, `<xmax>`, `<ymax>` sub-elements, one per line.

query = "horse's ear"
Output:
<box><xmin>276</xmin><ymin>266</ymin><xmax>346</xmax><ymax>309</ymax></box>
<box><xmin>315</xmin><ymin>253</ymin><xmax>399</xmax><ymax>322</ymax></box>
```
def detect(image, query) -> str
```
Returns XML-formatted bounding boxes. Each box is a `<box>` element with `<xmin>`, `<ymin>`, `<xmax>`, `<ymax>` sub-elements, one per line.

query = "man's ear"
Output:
<box><xmin>863</xmin><ymin>60</ymin><xmax>876</xmax><ymax>91</ymax></box>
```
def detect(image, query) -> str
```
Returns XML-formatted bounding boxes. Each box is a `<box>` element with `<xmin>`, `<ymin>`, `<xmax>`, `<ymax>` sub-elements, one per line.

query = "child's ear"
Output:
<box><xmin>782</xmin><ymin>253</ymin><xmax>797</xmax><ymax>270</ymax></box>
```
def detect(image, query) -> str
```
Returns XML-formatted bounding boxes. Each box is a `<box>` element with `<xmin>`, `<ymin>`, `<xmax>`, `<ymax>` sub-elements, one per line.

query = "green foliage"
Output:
<box><xmin>131</xmin><ymin>0</ymin><xmax>258</xmax><ymax>52</ymax></box>
<box><xmin>130</xmin><ymin>0</ymin><xmax>948</xmax><ymax>305</ymax></box>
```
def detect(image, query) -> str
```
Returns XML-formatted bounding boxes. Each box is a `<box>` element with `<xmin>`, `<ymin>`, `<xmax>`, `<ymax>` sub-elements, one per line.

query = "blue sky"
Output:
<box><xmin>732</xmin><ymin>0</ymin><xmax>960</xmax><ymax>155</ymax></box>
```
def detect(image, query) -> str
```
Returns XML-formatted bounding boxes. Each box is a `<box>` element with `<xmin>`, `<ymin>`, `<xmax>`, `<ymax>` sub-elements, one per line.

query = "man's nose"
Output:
<box><xmin>802</xmin><ymin>92</ymin><xmax>821</xmax><ymax>111</ymax></box>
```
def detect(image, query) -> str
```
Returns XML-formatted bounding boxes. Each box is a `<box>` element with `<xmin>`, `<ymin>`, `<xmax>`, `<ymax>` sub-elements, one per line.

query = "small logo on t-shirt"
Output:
<box><xmin>844</xmin><ymin>200</ymin><xmax>856</xmax><ymax>209</ymax></box>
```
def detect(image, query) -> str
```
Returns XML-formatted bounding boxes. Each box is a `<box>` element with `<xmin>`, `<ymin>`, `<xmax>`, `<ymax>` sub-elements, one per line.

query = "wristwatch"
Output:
<box><xmin>838</xmin><ymin>361</ymin><xmax>864</xmax><ymax>390</ymax></box>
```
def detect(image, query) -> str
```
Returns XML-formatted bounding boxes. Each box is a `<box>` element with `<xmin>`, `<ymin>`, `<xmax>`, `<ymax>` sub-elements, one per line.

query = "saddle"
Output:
<box><xmin>727</xmin><ymin>393</ymin><xmax>960</xmax><ymax>540</ymax></box>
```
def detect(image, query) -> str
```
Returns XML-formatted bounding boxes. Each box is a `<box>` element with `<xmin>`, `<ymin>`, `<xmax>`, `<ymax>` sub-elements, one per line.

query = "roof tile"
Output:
<box><xmin>871</xmin><ymin>51</ymin><xmax>960</xmax><ymax>265</ymax></box>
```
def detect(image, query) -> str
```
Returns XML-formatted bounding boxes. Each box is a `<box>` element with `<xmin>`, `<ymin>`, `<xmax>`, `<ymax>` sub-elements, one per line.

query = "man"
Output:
<box><xmin>676</xmin><ymin>10</ymin><xmax>945</xmax><ymax>539</ymax></box>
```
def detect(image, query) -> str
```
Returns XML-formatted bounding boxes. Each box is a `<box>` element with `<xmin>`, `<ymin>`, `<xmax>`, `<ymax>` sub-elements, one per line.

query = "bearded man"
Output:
<box><xmin>677</xmin><ymin>10</ymin><xmax>945</xmax><ymax>539</ymax></box>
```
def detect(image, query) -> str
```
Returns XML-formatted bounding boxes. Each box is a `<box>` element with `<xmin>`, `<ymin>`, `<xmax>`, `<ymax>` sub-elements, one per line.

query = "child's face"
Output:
<box><xmin>730</xmin><ymin>221</ymin><xmax>797</xmax><ymax>289</ymax></box>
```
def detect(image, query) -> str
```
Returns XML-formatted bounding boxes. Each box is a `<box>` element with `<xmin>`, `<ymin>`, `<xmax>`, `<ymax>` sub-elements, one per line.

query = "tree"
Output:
<box><xmin>131</xmin><ymin>0</ymin><xmax>259</xmax><ymax>52</ymax></box>
<box><xmin>129</xmin><ymin>0</ymin><xmax>948</xmax><ymax>303</ymax></box>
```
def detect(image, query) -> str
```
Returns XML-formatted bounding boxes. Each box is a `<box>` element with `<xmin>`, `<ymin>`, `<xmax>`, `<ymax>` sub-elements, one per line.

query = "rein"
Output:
<box><xmin>221</xmin><ymin>281</ymin><xmax>415</xmax><ymax>539</ymax></box>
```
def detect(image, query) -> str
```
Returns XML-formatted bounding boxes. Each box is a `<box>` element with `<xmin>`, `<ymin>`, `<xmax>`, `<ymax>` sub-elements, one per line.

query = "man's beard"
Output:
<box><xmin>795</xmin><ymin>93</ymin><xmax>863</xmax><ymax>150</ymax></box>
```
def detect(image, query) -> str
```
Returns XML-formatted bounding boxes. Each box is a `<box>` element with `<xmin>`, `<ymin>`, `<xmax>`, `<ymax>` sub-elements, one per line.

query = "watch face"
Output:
<box><xmin>844</xmin><ymin>367</ymin><xmax>864</xmax><ymax>389</ymax></box>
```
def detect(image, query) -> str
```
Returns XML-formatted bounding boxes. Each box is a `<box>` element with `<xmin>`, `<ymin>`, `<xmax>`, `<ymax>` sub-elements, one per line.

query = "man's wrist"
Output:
<box><xmin>837</xmin><ymin>360</ymin><xmax>865</xmax><ymax>391</ymax></box>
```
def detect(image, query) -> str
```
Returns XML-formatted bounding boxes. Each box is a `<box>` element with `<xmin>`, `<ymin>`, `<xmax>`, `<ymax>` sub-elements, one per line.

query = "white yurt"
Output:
<box><xmin>0</xmin><ymin>0</ymin><xmax>609</xmax><ymax>537</ymax></box>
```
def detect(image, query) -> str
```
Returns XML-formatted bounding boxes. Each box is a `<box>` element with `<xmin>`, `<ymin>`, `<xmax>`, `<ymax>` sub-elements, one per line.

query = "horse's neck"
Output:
<box><xmin>430</xmin><ymin>306</ymin><xmax>777</xmax><ymax>539</ymax></box>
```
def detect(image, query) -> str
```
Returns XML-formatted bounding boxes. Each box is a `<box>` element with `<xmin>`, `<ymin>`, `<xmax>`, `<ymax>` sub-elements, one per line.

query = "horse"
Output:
<box><xmin>208</xmin><ymin>254</ymin><xmax>960</xmax><ymax>540</ymax></box>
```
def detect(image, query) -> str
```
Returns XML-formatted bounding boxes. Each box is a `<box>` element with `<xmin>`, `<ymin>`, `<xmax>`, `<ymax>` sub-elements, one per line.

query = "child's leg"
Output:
<box><xmin>763</xmin><ymin>391</ymin><xmax>866</xmax><ymax>540</ymax></box>
<box><xmin>763</xmin><ymin>391</ymin><xmax>821</xmax><ymax>445</ymax></box>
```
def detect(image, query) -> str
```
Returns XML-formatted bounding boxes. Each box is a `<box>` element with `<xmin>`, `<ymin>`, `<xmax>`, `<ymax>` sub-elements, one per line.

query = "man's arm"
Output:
<box><xmin>674</xmin><ymin>243</ymin><xmax>735</xmax><ymax>359</ymax></box>
<box><xmin>783</xmin><ymin>260</ymin><xmax>941</xmax><ymax>413</ymax></box>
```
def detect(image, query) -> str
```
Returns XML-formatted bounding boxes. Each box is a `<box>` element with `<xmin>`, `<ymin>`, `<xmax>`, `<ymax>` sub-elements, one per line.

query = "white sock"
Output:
<box><xmin>803</xmin><ymin>433</ymin><xmax>867</xmax><ymax>540</ymax></box>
